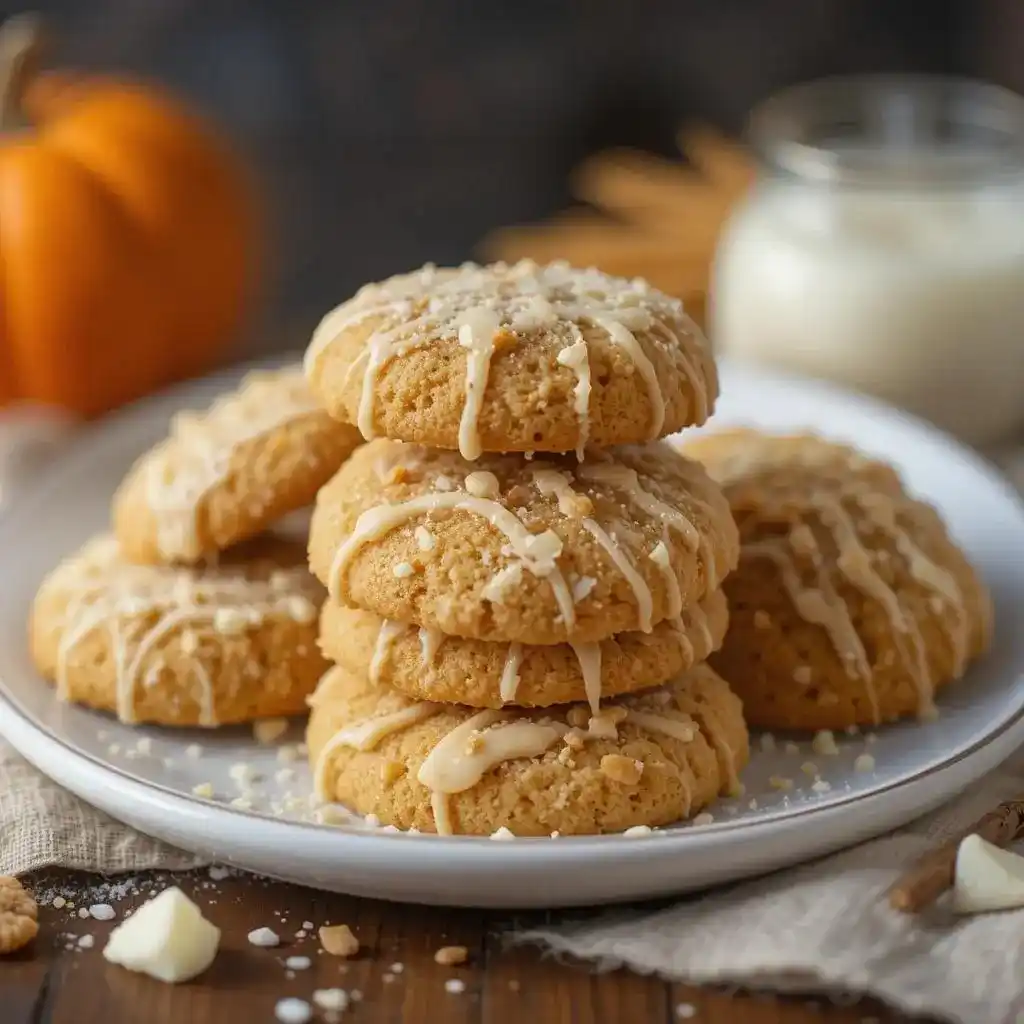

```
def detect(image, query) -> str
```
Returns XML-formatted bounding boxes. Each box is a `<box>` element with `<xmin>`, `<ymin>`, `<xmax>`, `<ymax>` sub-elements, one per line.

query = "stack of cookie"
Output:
<box><xmin>303</xmin><ymin>260</ymin><xmax>751</xmax><ymax>836</ymax></box>
<box><xmin>31</xmin><ymin>367</ymin><xmax>362</xmax><ymax>729</ymax></box>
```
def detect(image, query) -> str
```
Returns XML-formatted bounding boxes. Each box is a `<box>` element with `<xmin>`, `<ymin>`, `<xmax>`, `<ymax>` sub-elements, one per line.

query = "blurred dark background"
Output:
<box><xmin>4</xmin><ymin>0</ymin><xmax>1020</xmax><ymax>352</ymax></box>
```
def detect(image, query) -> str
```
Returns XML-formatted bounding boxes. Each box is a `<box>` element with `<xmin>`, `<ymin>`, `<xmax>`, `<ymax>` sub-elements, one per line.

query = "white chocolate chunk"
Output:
<box><xmin>953</xmin><ymin>834</ymin><xmax>1024</xmax><ymax>913</ymax></box>
<box><xmin>313</xmin><ymin>989</ymin><xmax>350</xmax><ymax>1012</ymax></box>
<box><xmin>103</xmin><ymin>887</ymin><xmax>220</xmax><ymax>983</ymax></box>
<box><xmin>811</xmin><ymin>730</ymin><xmax>839</xmax><ymax>756</ymax></box>
<box><xmin>253</xmin><ymin>718</ymin><xmax>289</xmax><ymax>745</ymax></box>
<box><xmin>464</xmin><ymin>471</ymin><xmax>500</xmax><ymax>499</ymax></box>
<box><xmin>414</xmin><ymin>526</ymin><xmax>436</xmax><ymax>551</ymax></box>
<box><xmin>275</xmin><ymin>998</ymin><xmax>313</xmax><ymax>1024</ymax></box>
<box><xmin>247</xmin><ymin>926</ymin><xmax>280</xmax><ymax>947</ymax></box>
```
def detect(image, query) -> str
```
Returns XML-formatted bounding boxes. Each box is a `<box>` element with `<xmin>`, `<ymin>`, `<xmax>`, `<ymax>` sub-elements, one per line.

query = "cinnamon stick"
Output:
<box><xmin>887</xmin><ymin>796</ymin><xmax>1024</xmax><ymax>912</ymax></box>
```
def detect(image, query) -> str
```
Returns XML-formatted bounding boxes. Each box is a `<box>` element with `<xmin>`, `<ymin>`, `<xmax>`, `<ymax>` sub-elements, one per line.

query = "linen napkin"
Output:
<box><xmin>0</xmin><ymin>739</ymin><xmax>202</xmax><ymax>876</ymax></box>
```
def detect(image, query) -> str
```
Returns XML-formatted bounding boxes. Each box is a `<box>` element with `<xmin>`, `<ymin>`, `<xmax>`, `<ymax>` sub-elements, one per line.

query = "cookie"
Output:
<box><xmin>307</xmin><ymin>662</ymin><xmax>748</xmax><ymax>836</ymax></box>
<box><xmin>30</xmin><ymin>534</ymin><xmax>328</xmax><ymax>727</ymax></box>
<box><xmin>308</xmin><ymin>439</ymin><xmax>738</xmax><ymax>645</ymax></box>
<box><xmin>113</xmin><ymin>366</ymin><xmax>363</xmax><ymax>564</ymax></box>
<box><xmin>304</xmin><ymin>260</ymin><xmax>716</xmax><ymax>460</ymax></box>
<box><xmin>681</xmin><ymin>430</ymin><xmax>993</xmax><ymax>730</ymax></box>
<box><xmin>318</xmin><ymin>589</ymin><xmax>728</xmax><ymax>711</ymax></box>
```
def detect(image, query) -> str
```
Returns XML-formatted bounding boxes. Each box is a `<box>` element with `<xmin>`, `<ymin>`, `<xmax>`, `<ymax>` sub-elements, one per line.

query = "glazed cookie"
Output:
<box><xmin>307</xmin><ymin>662</ymin><xmax>748</xmax><ymax>836</ymax></box>
<box><xmin>318</xmin><ymin>589</ymin><xmax>729</xmax><ymax>711</ymax></box>
<box><xmin>113</xmin><ymin>366</ymin><xmax>363</xmax><ymax>564</ymax></box>
<box><xmin>681</xmin><ymin>430</ymin><xmax>993</xmax><ymax>730</ymax></box>
<box><xmin>308</xmin><ymin>439</ymin><xmax>738</xmax><ymax>645</ymax></box>
<box><xmin>304</xmin><ymin>260</ymin><xmax>716</xmax><ymax>459</ymax></box>
<box><xmin>30</xmin><ymin>534</ymin><xmax>328</xmax><ymax>727</ymax></box>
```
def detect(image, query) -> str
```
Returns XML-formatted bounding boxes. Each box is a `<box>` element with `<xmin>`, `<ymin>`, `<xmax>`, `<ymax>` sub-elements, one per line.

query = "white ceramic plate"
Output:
<box><xmin>2</xmin><ymin>359</ymin><xmax>1024</xmax><ymax>909</ymax></box>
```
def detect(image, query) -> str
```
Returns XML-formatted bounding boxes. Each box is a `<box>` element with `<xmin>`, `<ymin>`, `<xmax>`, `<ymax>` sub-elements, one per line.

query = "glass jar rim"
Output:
<box><xmin>748</xmin><ymin>74</ymin><xmax>1024</xmax><ymax>187</ymax></box>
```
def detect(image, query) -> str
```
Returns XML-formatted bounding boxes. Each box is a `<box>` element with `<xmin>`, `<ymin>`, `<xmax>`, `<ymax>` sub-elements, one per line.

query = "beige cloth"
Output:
<box><xmin>3</xmin><ymin>411</ymin><xmax>1024</xmax><ymax>1024</ymax></box>
<box><xmin>0</xmin><ymin>740</ymin><xmax>202</xmax><ymax>876</ymax></box>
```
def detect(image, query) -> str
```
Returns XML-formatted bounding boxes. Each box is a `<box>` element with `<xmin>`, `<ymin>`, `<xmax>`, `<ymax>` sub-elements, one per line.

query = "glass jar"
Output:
<box><xmin>712</xmin><ymin>75</ymin><xmax>1024</xmax><ymax>445</ymax></box>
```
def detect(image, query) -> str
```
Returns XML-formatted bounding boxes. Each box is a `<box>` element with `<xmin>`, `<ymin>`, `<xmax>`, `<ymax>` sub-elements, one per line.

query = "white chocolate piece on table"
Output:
<box><xmin>953</xmin><ymin>833</ymin><xmax>1024</xmax><ymax>914</ymax></box>
<box><xmin>103</xmin><ymin>887</ymin><xmax>220</xmax><ymax>983</ymax></box>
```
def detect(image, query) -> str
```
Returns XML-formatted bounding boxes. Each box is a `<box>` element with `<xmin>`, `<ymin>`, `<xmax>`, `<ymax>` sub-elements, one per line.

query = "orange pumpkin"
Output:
<box><xmin>0</xmin><ymin>13</ymin><xmax>260</xmax><ymax>416</ymax></box>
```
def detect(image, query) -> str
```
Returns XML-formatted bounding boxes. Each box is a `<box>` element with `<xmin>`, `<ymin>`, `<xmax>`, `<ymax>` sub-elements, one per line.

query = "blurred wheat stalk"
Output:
<box><xmin>481</xmin><ymin>127</ymin><xmax>754</xmax><ymax>328</ymax></box>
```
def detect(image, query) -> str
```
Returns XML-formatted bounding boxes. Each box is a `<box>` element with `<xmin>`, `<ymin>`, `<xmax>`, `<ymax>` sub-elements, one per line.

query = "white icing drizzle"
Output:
<box><xmin>670</xmin><ymin>618</ymin><xmax>696</xmax><ymax>662</ymax></box>
<box><xmin>582</xmin><ymin>518</ymin><xmax>653</xmax><ymax>632</ymax></box>
<box><xmin>530</xmin><ymin>467</ymin><xmax>587</xmax><ymax>517</ymax></box>
<box><xmin>532</xmin><ymin>461</ymin><xmax>717</xmax><ymax>632</ymax></box>
<box><xmin>354</xmin><ymin>333</ymin><xmax>416</xmax><ymax>441</ymax></box>
<box><xmin>418</xmin><ymin>627</ymin><xmax>446</xmax><ymax>666</ymax></box>
<box><xmin>685</xmin><ymin>701</ymin><xmax>742</xmax><ymax>797</ymax></box>
<box><xmin>417</xmin><ymin>710</ymin><xmax>565</xmax><ymax>835</ymax></box>
<box><xmin>456</xmin><ymin>307</ymin><xmax>502</xmax><ymax>460</ymax></box>
<box><xmin>327</xmin><ymin>490</ymin><xmax>576</xmax><ymax>630</ymax></box>
<box><xmin>670</xmin><ymin>601</ymin><xmax>714</xmax><ymax>665</ymax></box>
<box><xmin>499</xmin><ymin>643</ymin><xmax>524</xmax><ymax>704</ymax></box>
<box><xmin>707</xmin><ymin>433</ymin><xmax>974</xmax><ymax>720</ymax></box>
<box><xmin>555</xmin><ymin>328</ymin><xmax>591</xmax><ymax>460</ymax></box>
<box><xmin>651</xmin><ymin>317</ymin><xmax>709</xmax><ymax>424</ymax></box>
<box><xmin>578</xmin><ymin>458</ymin><xmax>720</xmax><ymax>590</ymax></box>
<box><xmin>142</xmin><ymin>367</ymin><xmax>321</xmax><ymax>561</ymax></box>
<box><xmin>370</xmin><ymin>620</ymin><xmax>413</xmax><ymax>684</ymax></box>
<box><xmin>431</xmin><ymin>791</ymin><xmax>453</xmax><ymax>836</ymax></box>
<box><xmin>313</xmin><ymin>702</ymin><xmax>442</xmax><ymax>799</ymax></box>
<box><xmin>120</xmin><ymin>609</ymin><xmax>210</xmax><ymax>724</ymax></box>
<box><xmin>193</xmin><ymin>661</ymin><xmax>216</xmax><ymax>728</ymax></box>
<box><xmin>579</xmin><ymin>463</ymin><xmax>700</xmax><ymax>550</ymax></box>
<box><xmin>326</xmin><ymin>704</ymin><xmax>440</xmax><ymax>754</ymax></box>
<box><xmin>742</xmin><ymin>537</ymin><xmax>879</xmax><ymax>720</ymax></box>
<box><xmin>685</xmin><ymin>601</ymin><xmax>715</xmax><ymax>654</ymax></box>
<box><xmin>306</xmin><ymin>261</ymin><xmax>709</xmax><ymax>457</ymax></box>
<box><xmin>51</xmin><ymin>535</ymin><xmax>322</xmax><ymax>726</ymax></box>
<box><xmin>569</xmin><ymin>642</ymin><xmax>603</xmax><ymax>715</ymax></box>
<box><xmin>649</xmin><ymin>536</ymin><xmax>683</xmax><ymax>618</ymax></box>
<box><xmin>824</xmin><ymin>502</ymin><xmax>934</xmax><ymax>716</ymax></box>
<box><xmin>625</xmin><ymin>709</ymin><xmax>698</xmax><ymax>743</ymax></box>
<box><xmin>856</xmin><ymin>492</ymin><xmax>970</xmax><ymax>677</ymax></box>
<box><xmin>590</xmin><ymin>314</ymin><xmax>665</xmax><ymax>437</ymax></box>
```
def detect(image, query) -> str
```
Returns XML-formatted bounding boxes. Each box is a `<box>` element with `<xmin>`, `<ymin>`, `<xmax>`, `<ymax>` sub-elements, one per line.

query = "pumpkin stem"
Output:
<box><xmin>0</xmin><ymin>12</ymin><xmax>46</xmax><ymax>131</ymax></box>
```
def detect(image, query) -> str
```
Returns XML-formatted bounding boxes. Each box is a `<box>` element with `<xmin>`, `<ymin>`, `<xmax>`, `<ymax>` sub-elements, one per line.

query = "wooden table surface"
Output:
<box><xmin>5</xmin><ymin>869</ymin><xmax>931</xmax><ymax>1024</ymax></box>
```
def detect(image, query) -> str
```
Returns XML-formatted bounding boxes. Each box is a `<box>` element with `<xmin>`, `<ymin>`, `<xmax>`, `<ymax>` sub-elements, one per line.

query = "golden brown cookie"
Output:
<box><xmin>680</xmin><ymin>430</ymin><xmax>993</xmax><ymax>730</ymax></box>
<box><xmin>307</xmin><ymin>663</ymin><xmax>748</xmax><ymax>836</ymax></box>
<box><xmin>304</xmin><ymin>260</ymin><xmax>716</xmax><ymax>459</ymax></box>
<box><xmin>308</xmin><ymin>439</ymin><xmax>738</xmax><ymax>645</ymax></box>
<box><xmin>0</xmin><ymin>877</ymin><xmax>38</xmax><ymax>954</ymax></box>
<box><xmin>30</xmin><ymin>534</ymin><xmax>329</xmax><ymax>727</ymax></box>
<box><xmin>113</xmin><ymin>366</ymin><xmax>363</xmax><ymax>564</ymax></box>
<box><xmin>318</xmin><ymin>589</ymin><xmax>728</xmax><ymax>710</ymax></box>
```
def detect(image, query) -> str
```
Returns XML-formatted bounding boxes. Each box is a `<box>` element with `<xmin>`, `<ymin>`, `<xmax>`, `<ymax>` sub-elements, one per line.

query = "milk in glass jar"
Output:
<box><xmin>713</xmin><ymin>76</ymin><xmax>1024</xmax><ymax>444</ymax></box>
